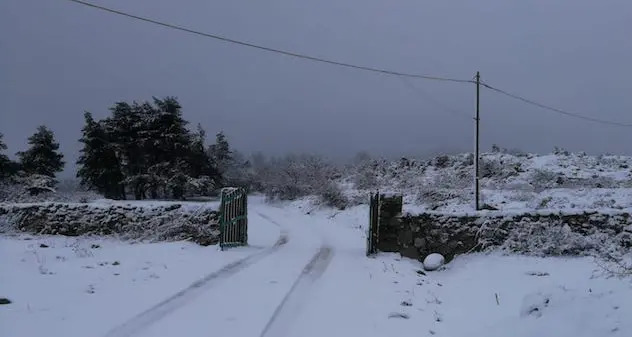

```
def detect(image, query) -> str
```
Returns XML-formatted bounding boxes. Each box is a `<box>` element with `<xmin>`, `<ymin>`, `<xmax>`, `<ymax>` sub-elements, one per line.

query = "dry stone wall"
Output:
<box><xmin>374</xmin><ymin>196</ymin><xmax>632</xmax><ymax>262</ymax></box>
<box><xmin>0</xmin><ymin>202</ymin><xmax>220</xmax><ymax>245</ymax></box>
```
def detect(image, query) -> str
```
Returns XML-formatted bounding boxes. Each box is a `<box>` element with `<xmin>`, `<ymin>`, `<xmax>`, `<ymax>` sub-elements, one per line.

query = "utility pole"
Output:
<box><xmin>475</xmin><ymin>71</ymin><xmax>481</xmax><ymax>211</ymax></box>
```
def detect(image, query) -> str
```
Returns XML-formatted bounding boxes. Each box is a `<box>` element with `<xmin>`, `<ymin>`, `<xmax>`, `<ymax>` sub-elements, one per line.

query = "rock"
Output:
<box><xmin>423</xmin><ymin>253</ymin><xmax>445</xmax><ymax>271</ymax></box>
<box><xmin>39</xmin><ymin>243</ymin><xmax>49</xmax><ymax>248</ymax></box>
<box><xmin>0</xmin><ymin>298</ymin><xmax>11</xmax><ymax>305</ymax></box>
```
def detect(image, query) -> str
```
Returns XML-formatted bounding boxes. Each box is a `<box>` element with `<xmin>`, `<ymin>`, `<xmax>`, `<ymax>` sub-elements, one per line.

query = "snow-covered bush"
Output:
<box><xmin>530</xmin><ymin>169</ymin><xmax>561</xmax><ymax>190</ymax></box>
<box><xmin>432</xmin><ymin>155</ymin><xmax>450</xmax><ymax>168</ymax></box>
<box><xmin>317</xmin><ymin>181</ymin><xmax>348</xmax><ymax>210</ymax></box>
<box><xmin>415</xmin><ymin>186</ymin><xmax>470</xmax><ymax>210</ymax></box>
<box><xmin>479</xmin><ymin>157</ymin><xmax>521</xmax><ymax>180</ymax></box>
<box><xmin>262</xmin><ymin>154</ymin><xmax>345</xmax><ymax>207</ymax></box>
<box><xmin>352</xmin><ymin>162</ymin><xmax>379</xmax><ymax>190</ymax></box>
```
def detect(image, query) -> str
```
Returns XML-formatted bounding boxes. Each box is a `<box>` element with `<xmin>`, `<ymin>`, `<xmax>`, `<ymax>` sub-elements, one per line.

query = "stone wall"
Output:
<box><xmin>402</xmin><ymin>212</ymin><xmax>632</xmax><ymax>261</ymax></box>
<box><xmin>373</xmin><ymin>196</ymin><xmax>632</xmax><ymax>262</ymax></box>
<box><xmin>0</xmin><ymin>202</ymin><xmax>220</xmax><ymax>245</ymax></box>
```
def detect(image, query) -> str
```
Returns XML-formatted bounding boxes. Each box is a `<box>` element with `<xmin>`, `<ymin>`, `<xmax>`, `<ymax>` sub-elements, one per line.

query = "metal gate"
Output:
<box><xmin>366</xmin><ymin>191</ymin><xmax>380</xmax><ymax>256</ymax></box>
<box><xmin>219</xmin><ymin>187</ymin><xmax>248</xmax><ymax>250</ymax></box>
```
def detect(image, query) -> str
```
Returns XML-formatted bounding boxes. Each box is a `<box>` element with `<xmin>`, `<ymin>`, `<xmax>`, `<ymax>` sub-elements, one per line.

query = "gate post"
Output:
<box><xmin>366</xmin><ymin>192</ymin><xmax>403</xmax><ymax>257</ymax></box>
<box><xmin>366</xmin><ymin>191</ymin><xmax>380</xmax><ymax>256</ymax></box>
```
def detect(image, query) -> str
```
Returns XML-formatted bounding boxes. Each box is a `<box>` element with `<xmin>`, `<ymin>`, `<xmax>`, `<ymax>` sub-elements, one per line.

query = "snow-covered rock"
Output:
<box><xmin>423</xmin><ymin>253</ymin><xmax>445</xmax><ymax>271</ymax></box>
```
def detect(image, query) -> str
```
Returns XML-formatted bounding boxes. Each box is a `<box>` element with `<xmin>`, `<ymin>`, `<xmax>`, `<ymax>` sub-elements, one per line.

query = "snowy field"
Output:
<box><xmin>2</xmin><ymin>197</ymin><xmax>631</xmax><ymax>337</ymax></box>
<box><xmin>346</xmin><ymin>152</ymin><xmax>632</xmax><ymax>213</ymax></box>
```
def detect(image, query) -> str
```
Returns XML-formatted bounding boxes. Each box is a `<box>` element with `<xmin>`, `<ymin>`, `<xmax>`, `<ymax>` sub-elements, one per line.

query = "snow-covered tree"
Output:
<box><xmin>76</xmin><ymin>112</ymin><xmax>125</xmax><ymax>199</ymax></box>
<box><xmin>142</xmin><ymin>97</ymin><xmax>193</xmax><ymax>198</ymax></box>
<box><xmin>16</xmin><ymin>126</ymin><xmax>64</xmax><ymax>178</ymax></box>
<box><xmin>262</xmin><ymin>154</ymin><xmax>347</xmax><ymax>208</ymax></box>
<box><xmin>0</xmin><ymin>133</ymin><xmax>18</xmax><ymax>180</ymax></box>
<box><xmin>185</xmin><ymin>124</ymin><xmax>219</xmax><ymax>195</ymax></box>
<box><xmin>208</xmin><ymin>131</ymin><xmax>233</xmax><ymax>186</ymax></box>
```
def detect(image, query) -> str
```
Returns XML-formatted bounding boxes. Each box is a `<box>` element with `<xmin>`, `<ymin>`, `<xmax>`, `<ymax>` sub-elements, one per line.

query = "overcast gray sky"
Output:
<box><xmin>2</xmin><ymin>0</ymin><xmax>632</xmax><ymax>177</ymax></box>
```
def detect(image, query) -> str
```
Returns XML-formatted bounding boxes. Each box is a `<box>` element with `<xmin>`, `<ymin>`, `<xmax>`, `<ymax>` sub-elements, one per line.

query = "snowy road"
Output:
<box><xmin>127</xmin><ymin>204</ymin><xmax>336</xmax><ymax>337</ymax></box>
<box><xmin>3</xmin><ymin>198</ymin><xmax>632</xmax><ymax>337</ymax></box>
<box><xmin>101</xmin><ymin>200</ymin><xmax>396</xmax><ymax>337</ymax></box>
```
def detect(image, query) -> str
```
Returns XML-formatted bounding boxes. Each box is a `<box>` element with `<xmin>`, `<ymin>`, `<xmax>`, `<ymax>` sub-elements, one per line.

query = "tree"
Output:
<box><xmin>76</xmin><ymin>112</ymin><xmax>125</xmax><ymax>199</ymax></box>
<box><xmin>208</xmin><ymin>131</ymin><xmax>233</xmax><ymax>186</ymax></box>
<box><xmin>223</xmin><ymin>150</ymin><xmax>255</xmax><ymax>190</ymax></box>
<box><xmin>143</xmin><ymin>97</ymin><xmax>194</xmax><ymax>199</ymax></box>
<box><xmin>0</xmin><ymin>133</ymin><xmax>17</xmax><ymax>179</ymax></box>
<box><xmin>97</xmin><ymin>97</ymin><xmax>221</xmax><ymax>200</ymax></box>
<box><xmin>78</xmin><ymin>96</ymin><xmax>231</xmax><ymax>200</ymax></box>
<box><xmin>185</xmin><ymin>124</ymin><xmax>219</xmax><ymax>194</ymax></box>
<box><xmin>263</xmin><ymin>154</ymin><xmax>341</xmax><ymax>201</ymax></box>
<box><xmin>104</xmin><ymin>101</ymin><xmax>148</xmax><ymax>199</ymax></box>
<box><xmin>16</xmin><ymin>126</ymin><xmax>64</xmax><ymax>178</ymax></box>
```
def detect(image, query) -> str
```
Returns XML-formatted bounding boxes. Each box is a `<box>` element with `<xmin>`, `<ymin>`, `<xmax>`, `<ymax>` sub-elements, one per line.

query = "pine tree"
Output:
<box><xmin>76</xmin><ymin>112</ymin><xmax>125</xmax><ymax>199</ymax></box>
<box><xmin>0</xmin><ymin>133</ymin><xmax>15</xmax><ymax>179</ymax></box>
<box><xmin>188</xmin><ymin>124</ymin><xmax>210</xmax><ymax>177</ymax></box>
<box><xmin>104</xmin><ymin>101</ymin><xmax>148</xmax><ymax>199</ymax></box>
<box><xmin>16</xmin><ymin>126</ymin><xmax>64</xmax><ymax>177</ymax></box>
<box><xmin>208</xmin><ymin>131</ymin><xmax>233</xmax><ymax>186</ymax></box>
<box><xmin>143</xmin><ymin>97</ymin><xmax>196</xmax><ymax>199</ymax></box>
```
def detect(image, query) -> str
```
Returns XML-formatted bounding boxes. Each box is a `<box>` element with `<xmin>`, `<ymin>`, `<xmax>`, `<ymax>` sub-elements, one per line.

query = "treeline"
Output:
<box><xmin>75</xmin><ymin>97</ymin><xmax>234</xmax><ymax>200</ymax></box>
<box><xmin>0</xmin><ymin>96</ymin><xmax>348</xmax><ymax>206</ymax></box>
<box><xmin>0</xmin><ymin>97</ymin><xmax>244</xmax><ymax>200</ymax></box>
<box><xmin>0</xmin><ymin>126</ymin><xmax>65</xmax><ymax>195</ymax></box>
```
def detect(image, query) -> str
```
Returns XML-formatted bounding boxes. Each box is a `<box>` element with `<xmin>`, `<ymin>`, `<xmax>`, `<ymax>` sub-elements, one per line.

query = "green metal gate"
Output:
<box><xmin>219</xmin><ymin>187</ymin><xmax>248</xmax><ymax>250</ymax></box>
<box><xmin>366</xmin><ymin>191</ymin><xmax>380</xmax><ymax>256</ymax></box>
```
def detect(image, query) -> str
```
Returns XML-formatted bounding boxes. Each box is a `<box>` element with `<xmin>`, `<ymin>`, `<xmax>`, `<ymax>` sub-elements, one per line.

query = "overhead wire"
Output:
<box><xmin>480</xmin><ymin>81</ymin><xmax>632</xmax><ymax>127</ymax></box>
<box><xmin>63</xmin><ymin>0</ymin><xmax>632</xmax><ymax>128</ymax></box>
<box><xmin>63</xmin><ymin>0</ymin><xmax>473</xmax><ymax>84</ymax></box>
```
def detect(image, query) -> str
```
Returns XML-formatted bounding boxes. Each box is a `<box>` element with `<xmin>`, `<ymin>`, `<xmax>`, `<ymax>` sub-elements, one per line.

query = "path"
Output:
<box><xmin>103</xmin><ymin>201</ymin><xmax>330</xmax><ymax>337</ymax></box>
<box><xmin>103</xmin><ymin>198</ymin><xmax>423</xmax><ymax>337</ymax></box>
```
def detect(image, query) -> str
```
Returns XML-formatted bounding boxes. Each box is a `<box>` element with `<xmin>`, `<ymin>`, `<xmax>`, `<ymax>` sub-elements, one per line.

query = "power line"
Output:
<box><xmin>59</xmin><ymin>1</ymin><xmax>632</xmax><ymax>128</ymax></box>
<box><xmin>63</xmin><ymin>0</ymin><xmax>473</xmax><ymax>84</ymax></box>
<box><xmin>481</xmin><ymin>82</ymin><xmax>632</xmax><ymax>127</ymax></box>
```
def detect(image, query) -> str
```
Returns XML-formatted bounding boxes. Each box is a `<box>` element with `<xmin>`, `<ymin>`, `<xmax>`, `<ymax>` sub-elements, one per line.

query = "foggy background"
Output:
<box><xmin>2</xmin><ymin>0</ymin><xmax>631</xmax><ymax>178</ymax></box>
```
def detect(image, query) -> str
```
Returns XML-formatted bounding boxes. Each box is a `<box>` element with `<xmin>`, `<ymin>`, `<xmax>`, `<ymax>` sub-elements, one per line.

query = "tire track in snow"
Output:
<box><xmin>102</xmin><ymin>216</ymin><xmax>288</xmax><ymax>337</ymax></box>
<box><xmin>259</xmin><ymin>244</ymin><xmax>335</xmax><ymax>337</ymax></box>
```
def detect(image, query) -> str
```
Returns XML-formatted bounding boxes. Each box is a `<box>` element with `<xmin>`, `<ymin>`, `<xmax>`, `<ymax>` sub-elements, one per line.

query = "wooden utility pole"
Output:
<box><xmin>475</xmin><ymin>71</ymin><xmax>481</xmax><ymax>211</ymax></box>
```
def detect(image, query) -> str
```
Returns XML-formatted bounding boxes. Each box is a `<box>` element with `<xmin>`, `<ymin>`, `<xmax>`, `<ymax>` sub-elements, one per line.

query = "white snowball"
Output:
<box><xmin>423</xmin><ymin>253</ymin><xmax>445</xmax><ymax>271</ymax></box>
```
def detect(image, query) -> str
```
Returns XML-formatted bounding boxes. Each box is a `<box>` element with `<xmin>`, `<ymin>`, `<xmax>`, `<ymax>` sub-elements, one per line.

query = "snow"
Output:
<box><xmin>423</xmin><ymin>253</ymin><xmax>445</xmax><ymax>271</ymax></box>
<box><xmin>429</xmin><ymin>254</ymin><xmax>632</xmax><ymax>337</ymax></box>
<box><xmin>345</xmin><ymin>151</ymin><xmax>632</xmax><ymax>213</ymax></box>
<box><xmin>0</xmin><ymin>205</ymin><xmax>280</xmax><ymax>337</ymax></box>
<box><xmin>1</xmin><ymin>196</ymin><xmax>631</xmax><ymax>337</ymax></box>
<box><xmin>89</xmin><ymin>198</ymin><xmax>221</xmax><ymax>211</ymax></box>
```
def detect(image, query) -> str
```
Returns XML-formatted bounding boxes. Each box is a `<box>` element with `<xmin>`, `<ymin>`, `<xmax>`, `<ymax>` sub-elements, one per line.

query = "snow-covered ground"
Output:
<box><xmin>346</xmin><ymin>151</ymin><xmax>632</xmax><ymax>213</ymax></box>
<box><xmin>2</xmin><ymin>196</ymin><xmax>631</xmax><ymax>337</ymax></box>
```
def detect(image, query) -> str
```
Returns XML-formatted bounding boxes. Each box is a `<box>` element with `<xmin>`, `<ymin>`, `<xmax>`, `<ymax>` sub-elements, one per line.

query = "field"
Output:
<box><xmin>2</xmin><ymin>152</ymin><xmax>632</xmax><ymax>337</ymax></box>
